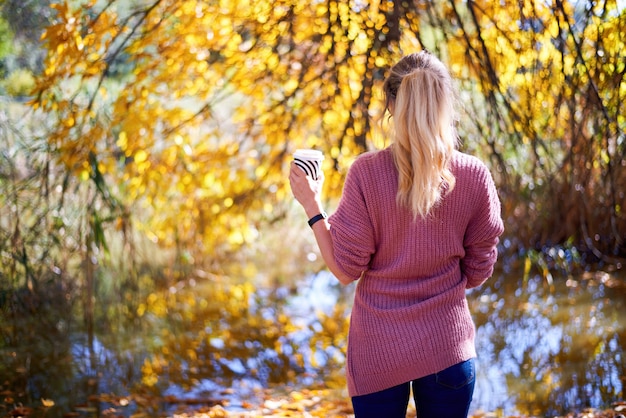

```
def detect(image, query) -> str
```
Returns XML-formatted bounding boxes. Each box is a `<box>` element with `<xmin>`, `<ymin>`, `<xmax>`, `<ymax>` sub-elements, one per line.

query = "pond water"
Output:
<box><xmin>1</xmin><ymin>261</ymin><xmax>625</xmax><ymax>417</ymax></box>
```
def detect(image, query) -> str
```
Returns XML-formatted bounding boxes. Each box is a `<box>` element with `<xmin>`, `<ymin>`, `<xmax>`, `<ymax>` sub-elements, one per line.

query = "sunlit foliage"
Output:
<box><xmin>27</xmin><ymin>0</ymin><xmax>625</xmax><ymax>263</ymax></box>
<box><xmin>30</xmin><ymin>0</ymin><xmax>399</xmax><ymax>263</ymax></box>
<box><xmin>2</xmin><ymin>1</ymin><xmax>625</xmax><ymax>415</ymax></box>
<box><xmin>438</xmin><ymin>0</ymin><xmax>626</xmax><ymax>257</ymax></box>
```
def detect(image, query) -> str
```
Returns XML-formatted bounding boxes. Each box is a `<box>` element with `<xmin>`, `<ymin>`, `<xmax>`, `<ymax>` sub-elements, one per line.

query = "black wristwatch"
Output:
<box><xmin>308</xmin><ymin>212</ymin><xmax>328</xmax><ymax>228</ymax></box>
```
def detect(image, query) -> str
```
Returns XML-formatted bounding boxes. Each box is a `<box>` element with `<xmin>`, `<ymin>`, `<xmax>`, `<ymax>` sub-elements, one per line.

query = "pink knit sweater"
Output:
<box><xmin>328</xmin><ymin>147</ymin><xmax>504</xmax><ymax>397</ymax></box>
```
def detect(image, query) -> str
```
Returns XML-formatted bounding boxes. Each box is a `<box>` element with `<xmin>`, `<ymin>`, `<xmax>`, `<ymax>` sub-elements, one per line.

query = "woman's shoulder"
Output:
<box><xmin>347</xmin><ymin>148</ymin><xmax>396</xmax><ymax>184</ymax></box>
<box><xmin>451</xmin><ymin>150</ymin><xmax>491</xmax><ymax>175</ymax></box>
<box><xmin>352</xmin><ymin>147</ymin><xmax>394</xmax><ymax>169</ymax></box>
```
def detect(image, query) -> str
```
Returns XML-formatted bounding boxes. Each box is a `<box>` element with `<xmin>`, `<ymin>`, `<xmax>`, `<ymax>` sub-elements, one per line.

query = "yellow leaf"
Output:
<box><xmin>284</xmin><ymin>78</ymin><xmax>298</xmax><ymax>94</ymax></box>
<box><xmin>41</xmin><ymin>399</ymin><xmax>55</xmax><ymax>408</ymax></box>
<box><xmin>134</xmin><ymin>149</ymin><xmax>148</xmax><ymax>163</ymax></box>
<box><xmin>116</xmin><ymin>131</ymin><xmax>128</xmax><ymax>150</ymax></box>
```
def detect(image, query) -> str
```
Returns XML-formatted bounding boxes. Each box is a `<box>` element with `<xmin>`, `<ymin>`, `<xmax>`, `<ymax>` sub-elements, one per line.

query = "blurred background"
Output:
<box><xmin>0</xmin><ymin>0</ymin><xmax>624</xmax><ymax>416</ymax></box>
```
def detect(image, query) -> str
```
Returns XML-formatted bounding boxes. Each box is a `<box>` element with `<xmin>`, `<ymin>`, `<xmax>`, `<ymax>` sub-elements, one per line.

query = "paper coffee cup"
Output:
<box><xmin>293</xmin><ymin>149</ymin><xmax>324</xmax><ymax>180</ymax></box>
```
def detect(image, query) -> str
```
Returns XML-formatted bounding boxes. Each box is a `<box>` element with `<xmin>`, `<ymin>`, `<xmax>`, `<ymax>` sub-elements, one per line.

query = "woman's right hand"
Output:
<box><xmin>288</xmin><ymin>162</ymin><xmax>325</xmax><ymax>217</ymax></box>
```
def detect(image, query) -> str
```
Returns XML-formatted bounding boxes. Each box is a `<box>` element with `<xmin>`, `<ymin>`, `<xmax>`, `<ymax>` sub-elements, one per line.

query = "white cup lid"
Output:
<box><xmin>293</xmin><ymin>149</ymin><xmax>324</xmax><ymax>160</ymax></box>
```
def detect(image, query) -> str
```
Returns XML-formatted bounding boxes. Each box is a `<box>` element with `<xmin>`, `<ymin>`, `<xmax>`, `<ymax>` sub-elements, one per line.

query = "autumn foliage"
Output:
<box><xmin>18</xmin><ymin>0</ymin><xmax>626</xmax><ymax>264</ymax></box>
<box><xmin>2</xmin><ymin>2</ymin><xmax>626</xmax><ymax>417</ymax></box>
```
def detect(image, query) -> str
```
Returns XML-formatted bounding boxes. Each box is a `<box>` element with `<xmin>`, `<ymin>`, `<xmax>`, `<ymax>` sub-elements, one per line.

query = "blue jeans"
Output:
<box><xmin>351</xmin><ymin>358</ymin><xmax>475</xmax><ymax>418</ymax></box>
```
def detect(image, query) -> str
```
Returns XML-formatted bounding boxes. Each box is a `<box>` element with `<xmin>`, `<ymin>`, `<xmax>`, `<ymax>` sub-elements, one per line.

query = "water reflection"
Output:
<box><xmin>470</xmin><ymin>268</ymin><xmax>626</xmax><ymax>416</ymax></box>
<box><xmin>0</xmin><ymin>265</ymin><xmax>624</xmax><ymax>416</ymax></box>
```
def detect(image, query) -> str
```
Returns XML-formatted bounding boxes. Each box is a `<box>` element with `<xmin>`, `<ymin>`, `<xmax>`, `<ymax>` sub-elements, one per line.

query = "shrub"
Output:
<box><xmin>3</xmin><ymin>68</ymin><xmax>35</xmax><ymax>97</ymax></box>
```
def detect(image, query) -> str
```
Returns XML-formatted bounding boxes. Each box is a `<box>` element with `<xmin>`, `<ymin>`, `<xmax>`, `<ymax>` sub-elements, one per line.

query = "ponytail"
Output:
<box><xmin>383</xmin><ymin>51</ymin><xmax>458</xmax><ymax>219</ymax></box>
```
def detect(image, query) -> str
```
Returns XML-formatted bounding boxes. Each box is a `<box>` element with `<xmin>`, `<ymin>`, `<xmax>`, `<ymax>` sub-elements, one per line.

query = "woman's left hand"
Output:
<box><xmin>289</xmin><ymin>162</ymin><xmax>324</xmax><ymax>215</ymax></box>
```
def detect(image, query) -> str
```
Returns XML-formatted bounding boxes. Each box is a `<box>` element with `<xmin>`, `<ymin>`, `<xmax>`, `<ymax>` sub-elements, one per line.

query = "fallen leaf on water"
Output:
<box><xmin>42</xmin><ymin>398</ymin><xmax>55</xmax><ymax>407</ymax></box>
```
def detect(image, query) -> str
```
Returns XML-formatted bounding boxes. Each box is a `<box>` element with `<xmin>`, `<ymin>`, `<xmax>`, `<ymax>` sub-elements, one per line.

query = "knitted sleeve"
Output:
<box><xmin>462</xmin><ymin>162</ymin><xmax>505</xmax><ymax>289</ymax></box>
<box><xmin>328</xmin><ymin>161</ymin><xmax>375</xmax><ymax>281</ymax></box>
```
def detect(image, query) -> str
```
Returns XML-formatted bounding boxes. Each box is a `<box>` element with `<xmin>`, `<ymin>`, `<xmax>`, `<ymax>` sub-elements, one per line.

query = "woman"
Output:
<box><xmin>289</xmin><ymin>51</ymin><xmax>504</xmax><ymax>418</ymax></box>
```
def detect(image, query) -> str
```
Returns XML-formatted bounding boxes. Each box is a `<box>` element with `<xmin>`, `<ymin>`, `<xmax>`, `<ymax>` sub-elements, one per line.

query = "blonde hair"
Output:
<box><xmin>383</xmin><ymin>51</ymin><xmax>458</xmax><ymax>220</ymax></box>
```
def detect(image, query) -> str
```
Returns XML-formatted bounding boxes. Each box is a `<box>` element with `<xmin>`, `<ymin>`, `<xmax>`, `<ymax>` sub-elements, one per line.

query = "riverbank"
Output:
<box><xmin>4</xmin><ymin>381</ymin><xmax>624</xmax><ymax>417</ymax></box>
<box><xmin>144</xmin><ymin>388</ymin><xmax>626</xmax><ymax>418</ymax></box>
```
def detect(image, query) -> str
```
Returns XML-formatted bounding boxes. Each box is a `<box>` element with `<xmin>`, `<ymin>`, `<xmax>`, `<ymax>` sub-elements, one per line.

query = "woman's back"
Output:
<box><xmin>330</xmin><ymin>148</ymin><xmax>500</xmax><ymax>284</ymax></box>
<box><xmin>329</xmin><ymin>147</ymin><xmax>503</xmax><ymax>396</ymax></box>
